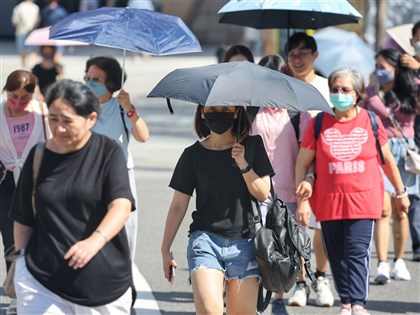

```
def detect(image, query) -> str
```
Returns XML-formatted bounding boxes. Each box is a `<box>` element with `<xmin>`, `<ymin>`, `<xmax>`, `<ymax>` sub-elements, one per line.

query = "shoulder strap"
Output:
<box><xmin>119</xmin><ymin>105</ymin><xmax>130</xmax><ymax>143</ymax></box>
<box><xmin>39</xmin><ymin>101</ymin><xmax>47</xmax><ymax>140</ymax></box>
<box><xmin>287</xmin><ymin>110</ymin><xmax>300</xmax><ymax>142</ymax></box>
<box><xmin>367</xmin><ymin>110</ymin><xmax>385</xmax><ymax>165</ymax></box>
<box><xmin>314</xmin><ymin>112</ymin><xmax>324</xmax><ymax>141</ymax></box>
<box><xmin>257</xmin><ymin>284</ymin><xmax>272</xmax><ymax>313</ymax></box>
<box><xmin>32</xmin><ymin>142</ymin><xmax>45</xmax><ymax>217</ymax></box>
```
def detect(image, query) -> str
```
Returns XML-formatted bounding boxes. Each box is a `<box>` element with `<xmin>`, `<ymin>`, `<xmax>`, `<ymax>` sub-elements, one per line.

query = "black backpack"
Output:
<box><xmin>252</xmin><ymin>187</ymin><xmax>315</xmax><ymax>313</ymax></box>
<box><xmin>314</xmin><ymin>110</ymin><xmax>385</xmax><ymax>164</ymax></box>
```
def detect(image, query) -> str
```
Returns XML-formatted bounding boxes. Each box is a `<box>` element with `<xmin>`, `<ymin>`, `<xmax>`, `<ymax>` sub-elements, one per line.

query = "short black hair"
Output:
<box><xmin>224</xmin><ymin>44</ymin><xmax>255</xmax><ymax>63</ymax></box>
<box><xmin>85</xmin><ymin>56</ymin><xmax>127</xmax><ymax>92</ymax></box>
<box><xmin>258</xmin><ymin>54</ymin><xmax>286</xmax><ymax>72</ymax></box>
<box><xmin>285</xmin><ymin>32</ymin><xmax>317</xmax><ymax>54</ymax></box>
<box><xmin>412</xmin><ymin>21</ymin><xmax>420</xmax><ymax>37</ymax></box>
<box><xmin>46</xmin><ymin>79</ymin><xmax>99</xmax><ymax>118</ymax></box>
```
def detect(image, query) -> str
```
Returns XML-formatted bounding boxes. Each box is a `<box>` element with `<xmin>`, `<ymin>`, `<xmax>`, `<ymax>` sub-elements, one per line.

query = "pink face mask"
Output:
<box><xmin>7</xmin><ymin>98</ymin><xmax>31</xmax><ymax>113</ymax></box>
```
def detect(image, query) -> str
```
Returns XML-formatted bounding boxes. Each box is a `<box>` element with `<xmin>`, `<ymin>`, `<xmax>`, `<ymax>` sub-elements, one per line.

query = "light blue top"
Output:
<box><xmin>92</xmin><ymin>97</ymin><xmax>134</xmax><ymax>169</ymax></box>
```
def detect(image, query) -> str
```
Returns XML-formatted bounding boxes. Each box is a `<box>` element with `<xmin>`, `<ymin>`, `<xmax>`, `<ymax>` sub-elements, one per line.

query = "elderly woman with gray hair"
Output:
<box><xmin>294</xmin><ymin>68</ymin><xmax>409</xmax><ymax>315</ymax></box>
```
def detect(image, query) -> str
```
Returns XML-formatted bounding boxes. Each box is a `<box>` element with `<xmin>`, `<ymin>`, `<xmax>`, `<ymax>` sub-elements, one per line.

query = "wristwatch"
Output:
<box><xmin>239</xmin><ymin>164</ymin><xmax>252</xmax><ymax>174</ymax></box>
<box><xmin>305</xmin><ymin>172</ymin><xmax>315</xmax><ymax>181</ymax></box>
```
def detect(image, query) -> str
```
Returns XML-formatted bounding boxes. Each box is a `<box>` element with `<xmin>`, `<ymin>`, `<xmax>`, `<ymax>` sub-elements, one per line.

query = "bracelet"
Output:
<box><xmin>239</xmin><ymin>164</ymin><xmax>252</xmax><ymax>174</ymax></box>
<box><xmin>95</xmin><ymin>230</ymin><xmax>108</xmax><ymax>243</ymax></box>
<box><xmin>127</xmin><ymin>105</ymin><xmax>136</xmax><ymax>119</ymax></box>
<box><xmin>395</xmin><ymin>191</ymin><xmax>408</xmax><ymax>199</ymax></box>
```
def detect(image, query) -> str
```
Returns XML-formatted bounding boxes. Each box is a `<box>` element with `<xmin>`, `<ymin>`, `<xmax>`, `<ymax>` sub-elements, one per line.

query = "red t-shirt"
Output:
<box><xmin>301</xmin><ymin>108</ymin><xmax>388</xmax><ymax>221</ymax></box>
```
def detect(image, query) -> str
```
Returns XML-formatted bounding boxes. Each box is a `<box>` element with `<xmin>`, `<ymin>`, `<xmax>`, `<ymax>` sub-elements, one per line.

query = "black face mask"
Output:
<box><xmin>204</xmin><ymin>111</ymin><xmax>235</xmax><ymax>134</ymax></box>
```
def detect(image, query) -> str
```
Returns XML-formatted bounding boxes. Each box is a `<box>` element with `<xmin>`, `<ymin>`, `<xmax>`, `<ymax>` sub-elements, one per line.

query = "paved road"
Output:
<box><xmin>1</xmin><ymin>40</ymin><xmax>419</xmax><ymax>314</ymax></box>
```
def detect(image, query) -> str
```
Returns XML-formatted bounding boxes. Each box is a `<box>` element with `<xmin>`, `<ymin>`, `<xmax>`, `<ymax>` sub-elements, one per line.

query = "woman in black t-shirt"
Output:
<box><xmin>11</xmin><ymin>80</ymin><xmax>134</xmax><ymax>314</ymax></box>
<box><xmin>161</xmin><ymin>104</ymin><xmax>274</xmax><ymax>314</ymax></box>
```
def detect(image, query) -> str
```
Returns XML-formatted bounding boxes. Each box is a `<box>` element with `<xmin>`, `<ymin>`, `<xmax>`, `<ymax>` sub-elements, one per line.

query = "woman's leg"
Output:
<box><xmin>374</xmin><ymin>192</ymin><xmax>392</xmax><ymax>262</ymax></box>
<box><xmin>191</xmin><ymin>269</ymin><xmax>225</xmax><ymax>315</ymax></box>
<box><xmin>125</xmin><ymin>168</ymin><xmax>138</xmax><ymax>261</ymax></box>
<box><xmin>15</xmin><ymin>258</ymin><xmax>70</xmax><ymax>315</ymax></box>
<box><xmin>321</xmin><ymin>220</ymin><xmax>348</xmax><ymax>305</ymax></box>
<box><xmin>392</xmin><ymin>196</ymin><xmax>410</xmax><ymax>260</ymax></box>
<box><xmin>345</xmin><ymin>219</ymin><xmax>374</xmax><ymax>307</ymax></box>
<box><xmin>225</xmin><ymin>277</ymin><xmax>259</xmax><ymax>315</ymax></box>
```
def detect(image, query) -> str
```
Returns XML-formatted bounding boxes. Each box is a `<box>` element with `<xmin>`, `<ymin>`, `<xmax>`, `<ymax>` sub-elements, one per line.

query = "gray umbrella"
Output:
<box><xmin>147</xmin><ymin>61</ymin><xmax>333</xmax><ymax>115</ymax></box>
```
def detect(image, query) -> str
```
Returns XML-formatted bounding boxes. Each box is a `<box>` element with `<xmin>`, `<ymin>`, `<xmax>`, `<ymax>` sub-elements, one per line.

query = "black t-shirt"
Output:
<box><xmin>11</xmin><ymin>133</ymin><xmax>134</xmax><ymax>306</ymax></box>
<box><xmin>170</xmin><ymin>135</ymin><xmax>274</xmax><ymax>239</ymax></box>
<box><xmin>32</xmin><ymin>64</ymin><xmax>60</xmax><ymax>95</ymax></box>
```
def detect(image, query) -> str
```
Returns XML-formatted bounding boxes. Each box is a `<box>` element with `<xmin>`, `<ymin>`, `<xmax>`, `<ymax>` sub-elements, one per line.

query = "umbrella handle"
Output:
<box><xmin>236</xmin><ymin>107</ymin><xmax>242</xmax><ymax>142</ymax></box>
<box><xmin>121</xmin><ymin>49</ymin><xmax>126</xmax><ymax>89</ymax></box>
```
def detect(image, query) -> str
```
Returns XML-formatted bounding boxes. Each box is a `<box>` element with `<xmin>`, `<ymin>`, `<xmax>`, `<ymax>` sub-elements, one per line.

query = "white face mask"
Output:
<box><xmin>414</xmin><ymin>41</ymin><xmax>420</xmax><ymax>58</ymax></box>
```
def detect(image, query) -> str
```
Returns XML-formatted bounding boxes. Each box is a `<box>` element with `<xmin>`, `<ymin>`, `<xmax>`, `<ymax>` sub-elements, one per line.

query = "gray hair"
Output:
<box><xmin>328</xmin><ymin>67</ymin><xmax>365</xmax><ymax>101</ymax></box>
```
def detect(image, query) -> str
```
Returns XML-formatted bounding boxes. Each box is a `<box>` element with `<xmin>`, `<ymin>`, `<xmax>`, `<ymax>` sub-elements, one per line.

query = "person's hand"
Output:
<box><xmin>64</xmin><ymin>234</ymin><xmax>105</xmax><ymax>270</ymax></box>
<box><xmin>296</xmin><ymin>199</ymin><xmax>311</xmax><ymax>227</ymax></box>
<box><xmin>396</xmin><ymin>195</ymin><xmax>410</xmax><ymax>219</ymax></box>
<box><xmin>162</xmin><ymin>251</ymin><xmax>177</xmax><ymax>283</ymax></box>
<box><xmin>296</xmin><ymin>179</ymin><xmax>313</xmax><ymax>200</ymax></box>
<box><xmin>116</xmin><ymin>89</ymin><xmax>132</xmax><ymax>112</ymax></box>
<box><xmin>400</xmin><ymin>54</ymin><xmax>420</xmax><ymax>71</ymax></box>
<box><xmin>231</xmin><ymin>142</ymin><xmax>248</xmax><ymax>170</ymax></box>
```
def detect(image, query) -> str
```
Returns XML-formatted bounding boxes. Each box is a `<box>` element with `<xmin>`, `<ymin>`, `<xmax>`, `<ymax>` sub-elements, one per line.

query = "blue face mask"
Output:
<box><xmin>85</xmin><ymin>81</ymin><xmax>107</xmax><ymax>98</ymax></box>
<box><xmin>330</xmin><ymin>93</ymin><xmax>355</xmax><ymax>112</ymax></box>
<box><xmin>374</xmin><ymin>68</ymin><xmax>394</xmax><ymax>85</ymax></box>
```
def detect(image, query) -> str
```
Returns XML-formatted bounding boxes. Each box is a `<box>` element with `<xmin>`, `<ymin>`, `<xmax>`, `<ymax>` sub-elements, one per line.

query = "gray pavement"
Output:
<box><xmin>1</xmin><ymin>40</ymin><xmax>420</xmax><ymax>314</ymax></box>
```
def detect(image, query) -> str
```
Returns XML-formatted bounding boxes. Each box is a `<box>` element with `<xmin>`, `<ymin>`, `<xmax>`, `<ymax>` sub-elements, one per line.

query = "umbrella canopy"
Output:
<box><xmin>313</xmin><ymin>27</ymin><xmax>375</xmax><ymax>84</ymax></box>
<box><xmin>386</xmin><ymin>23</ymin><xmax>414</xmax><ymax>55</ymax></box>
<box><xmin>25</xmin><ymin>27</ymin><xmax>89</xmax><ymax>46</ymax></box>
<box><xmin>147</xmin><ymin>61</ymin><xmax>333</xmax><ymax>115</ymax></box>
<box><xmin>49</xmin><ymin>7</ymin><xmax>201</xmax><ymax>56</ymax></box>
<box><xmin>218</xmin><ymin>0</ymin><xmax>362</xmax><ymax>30</ymax></box>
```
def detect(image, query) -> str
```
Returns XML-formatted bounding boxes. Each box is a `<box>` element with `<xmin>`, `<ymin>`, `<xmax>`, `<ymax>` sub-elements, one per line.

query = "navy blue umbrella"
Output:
<box><xmin>49</xmin><ymin>7</ymin><xmax>201</xmax><ymax>85</ymax></box>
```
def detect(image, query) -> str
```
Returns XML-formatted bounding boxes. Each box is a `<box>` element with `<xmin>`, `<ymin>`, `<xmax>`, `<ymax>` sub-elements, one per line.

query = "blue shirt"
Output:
<box><xmin>92</xmin><ymin>97</ymin><xmax>134</xmax><ymax>168</ymax></box>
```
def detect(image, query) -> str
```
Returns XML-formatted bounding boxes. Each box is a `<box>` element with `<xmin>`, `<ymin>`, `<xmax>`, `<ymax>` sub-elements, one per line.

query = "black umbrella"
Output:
<box><xmin>147</xmin><ymin>61</ymin><xmax>333</xmax><ymax>115</ymax></box>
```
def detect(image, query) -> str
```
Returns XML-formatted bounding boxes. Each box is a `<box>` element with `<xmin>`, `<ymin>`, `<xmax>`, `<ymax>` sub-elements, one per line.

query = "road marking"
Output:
<box><xmin>133</xmin><ymin>264</ymin><xmax>162</xmax><ymax>315</ymax></box>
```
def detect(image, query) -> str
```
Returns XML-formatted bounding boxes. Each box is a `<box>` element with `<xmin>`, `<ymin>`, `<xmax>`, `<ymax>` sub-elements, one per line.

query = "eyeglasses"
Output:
<box><xmin>84</xmin><ymin>75</ymin><xmax>105</xmax><ymax>83</ymax></box>
<box><xmin>287</xmin><ymin>50</ymin><xmax>312</xmax><ymax>61</ymax></box>
<box><xmin>330</xmin><ymin>86</ymin><xmax>354</xmax><ymax>94</ymax></box>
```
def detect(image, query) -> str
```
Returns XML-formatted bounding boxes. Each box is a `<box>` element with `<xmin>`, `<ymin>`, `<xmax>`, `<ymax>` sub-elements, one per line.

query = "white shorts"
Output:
<box><xmin>14</xmin><ymin>257</ymin><xmax>132</xmax><ymax>315</ymax></box>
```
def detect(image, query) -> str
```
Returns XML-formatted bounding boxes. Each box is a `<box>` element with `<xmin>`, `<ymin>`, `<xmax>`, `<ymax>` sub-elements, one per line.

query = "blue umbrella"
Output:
<box><xmin>313</xmin><ymin>27</ymin><xmax>375</xmax><ymax>85</ymax></box>
<box><xmin>218</xmin><ymin>0</ymin><xmax>362</xmax><ymax>30</ymax></box>
<box><xmin>49</xmin><ymin>7</ymin><xmax>201</xmax><ymax>85</ymax></box>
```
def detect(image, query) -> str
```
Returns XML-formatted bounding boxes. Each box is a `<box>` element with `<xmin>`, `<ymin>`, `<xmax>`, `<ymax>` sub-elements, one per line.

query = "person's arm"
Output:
<box><xmin>379</xmin><ymin>143</ymin><xmax>410</xmax><ymax>217</ymax></box>
<box><xmin>400</xmin><ymin>53</ymin><xmax>420</xmax><ymax>72</ymax></box>
<box><xmin>295</xmin><ymin>148</ymin><xmax>316</xmax><ymax>226</ymax></box>
<box><xmin>161</xmin><ymin>191</ymin><xmax>190</xmax><ymax>283</ymax></box>
<box><xmin>231</xmin><ymin>142</ymin><xmax>270</xmax><ymax>201</ymax></box>
<box><xmin>64</xmin><ymin>197</ymin><xmax>131</xmax><ymax>270</ymax></box>
<box><xmin>14</xmin><ymin>222</ymin><xmax>33</xmax><ymax>251</ymax></box>
<box><xmin>116</xmin><ymin>90</ymin><xmax>149</xmax><ymax>142</ymax></box>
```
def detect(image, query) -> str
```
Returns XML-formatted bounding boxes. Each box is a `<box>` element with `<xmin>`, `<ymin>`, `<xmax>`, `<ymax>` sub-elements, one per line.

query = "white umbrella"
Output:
<box><xmin>313</xmin><ymin>27</ymin><xmax>375</xmax><ymax>84</ymax></box>
<box><xmin>386</xmin><ymin>23</ymin><xmax>414</xmax><ymax>55</ymax></box>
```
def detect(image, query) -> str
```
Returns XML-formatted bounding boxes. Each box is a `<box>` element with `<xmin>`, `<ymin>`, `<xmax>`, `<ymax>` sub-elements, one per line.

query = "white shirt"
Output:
<box><xmin>12</xmin><ymin>1</ymin><xmax>40</xmax><ymax>35</ymax></box>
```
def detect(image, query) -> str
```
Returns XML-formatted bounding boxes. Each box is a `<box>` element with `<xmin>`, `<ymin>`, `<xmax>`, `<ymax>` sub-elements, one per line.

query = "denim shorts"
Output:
<box><xmin>383</xmin><ymin>137</ymin><xmax>419</xmax><ymax>195</ymax></box>
<box><xmin>187</xmin><ymin>230</ymin><xmax>260</xmax><ymax>282</ymax></box>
